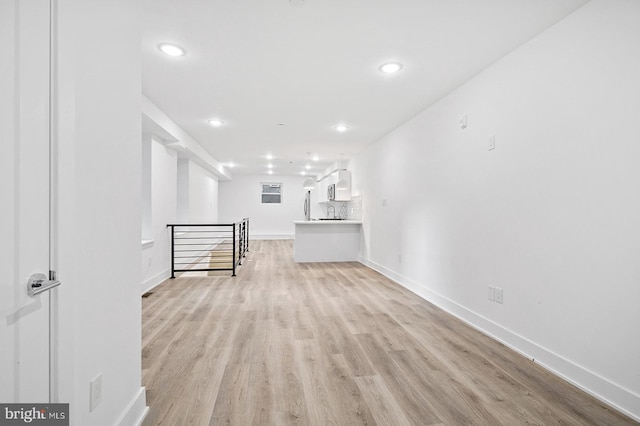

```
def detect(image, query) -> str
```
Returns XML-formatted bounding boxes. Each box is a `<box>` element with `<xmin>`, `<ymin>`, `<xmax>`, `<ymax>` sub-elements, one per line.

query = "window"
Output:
<box><xmin>261</xmin><ymin>183</ymin><xmax>282</xmax><ymax>204</ymax></box>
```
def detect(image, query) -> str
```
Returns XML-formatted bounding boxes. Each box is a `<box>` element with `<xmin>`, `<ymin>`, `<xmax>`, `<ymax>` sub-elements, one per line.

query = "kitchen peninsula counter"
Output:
<box><xmin>293</xmin><ymin>220</ymin><xmax>362</xmax><ymax>262</ymax></box>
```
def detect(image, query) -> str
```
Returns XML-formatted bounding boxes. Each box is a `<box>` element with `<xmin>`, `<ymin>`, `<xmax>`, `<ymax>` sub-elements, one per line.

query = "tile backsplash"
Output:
<box><xmin>321</xmin><ymin>195</ymin><xmax>362</xmax><ymax>220</ymax></box>
<box><xmin>347</xmin><ymin>195</ymin><xmax>362</xmax><ymax>220</ymax></box>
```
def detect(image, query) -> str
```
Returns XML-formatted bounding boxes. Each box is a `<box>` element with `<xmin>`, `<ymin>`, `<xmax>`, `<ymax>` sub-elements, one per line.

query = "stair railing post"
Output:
<box><xmin>245</xmin><ymin>218</ymin><xmax>249</xmax><ymax>253</ymax></box>
<box><xmin>237</xmin><ymin>222</ymin><xmax>242</xmax><ymax>266</ymax></box>
<box><xmin>170</xmin><ymin>225</ymin><xmax>175</xmax><ymax>279</ymax></box>
<box><xmin>241</xmin><ymin>220</ymin><xmax>246</xmax><ymax>258</ymax></box>
<box><xmin>232</xmin><ymin>223</ymin><xmax>237</xmax><ymax>277</ymax></box>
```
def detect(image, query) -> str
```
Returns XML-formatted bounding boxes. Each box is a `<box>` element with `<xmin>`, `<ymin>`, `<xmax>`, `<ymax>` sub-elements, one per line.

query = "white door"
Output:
<box><xmin>0</xmin><ymin>0</ymin><xmax>56</xmax><ymax>403</ymax></box>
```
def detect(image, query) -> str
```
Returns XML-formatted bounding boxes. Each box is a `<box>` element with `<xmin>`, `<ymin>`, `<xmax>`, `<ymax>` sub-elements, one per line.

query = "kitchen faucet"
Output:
<box><xmin>327</xmin><ymin>205</ymin><xmax>336</xmax><ymax>219</ymax></box>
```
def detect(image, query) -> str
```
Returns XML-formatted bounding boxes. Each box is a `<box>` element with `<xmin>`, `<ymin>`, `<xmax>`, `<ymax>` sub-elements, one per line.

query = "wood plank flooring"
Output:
<box><xmin>142</xmin><ymin>240</ymin><xmax>636</xmax><ymax>426</ymax></box>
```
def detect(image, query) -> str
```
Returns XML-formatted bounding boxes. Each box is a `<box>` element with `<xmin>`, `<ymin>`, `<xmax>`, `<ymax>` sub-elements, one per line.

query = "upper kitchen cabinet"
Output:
<box><xmin>318</xmin><ymin>169</ymin><xmax>352</xmax><ymax>202</ymax></box>
<box><xmin>318</xmin><ymin>178</ymin><xmax>327</xmax><ymax>202</ymax></box>
<box><xmin>334</xmin><ymin>170</ymin><xmax>351</xmax><ymax>201</ymax></box>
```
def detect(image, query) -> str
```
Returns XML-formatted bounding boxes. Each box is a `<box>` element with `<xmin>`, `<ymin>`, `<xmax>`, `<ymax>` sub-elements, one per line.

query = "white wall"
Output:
<box><xmin>55</xmin><ymin>0</ymin><xmax>147</xmax><ymax>424</ymax></box>
<box><xmin>175</xmin><ymin>158</ymin><xmax>220</xmax><ymax>224</ymax></box>
<box><xmin>141</xmin><ymin>136</ymin><xmax>152</xmax><ymax>241</ymax></box>
<box><xmin>177</xmin><ymin>158</ymin><xmax>189</xmax><ymax>223</ymax></box>
<box><xmin>140</xmin><ymin>138</ymin><xmax>222</xmax><ymax>293</ymax></box>
<box><xmin>219</xmin><ymin>174</ymin><xmax>311</xmax><ymax>238</ymax></box>
<box><xmin>141</xmin><ymin>137</ymin><xmax>178</xmax><ymax>293</ymax></box>
<box><xmin>187</xmin><ymin>161</ymin><xmax>219</xmax><ymax>224</ymax></box>
<box><xmin>141</xmin><ymin>98</ymin><xmax>227</xmax><ymax>294</ymax></box>
<box><xmin>352</xmin><ymin>0</ymin><xmax>640</xmax><ymax>420</ymax></box>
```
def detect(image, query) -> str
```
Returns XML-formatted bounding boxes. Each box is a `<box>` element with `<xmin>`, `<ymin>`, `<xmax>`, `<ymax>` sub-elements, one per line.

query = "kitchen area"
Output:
<box><xmin>294</xmin><ymin>166</ymin><xmax>363</xmax><ymax>262</ymax></box>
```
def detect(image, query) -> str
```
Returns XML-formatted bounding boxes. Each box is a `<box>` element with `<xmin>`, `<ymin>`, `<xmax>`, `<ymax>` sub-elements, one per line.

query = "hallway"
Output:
<box><xmin>141</xmin><ymin>240</ymin><xmax>634</xmax><ymax>425</ymax></box>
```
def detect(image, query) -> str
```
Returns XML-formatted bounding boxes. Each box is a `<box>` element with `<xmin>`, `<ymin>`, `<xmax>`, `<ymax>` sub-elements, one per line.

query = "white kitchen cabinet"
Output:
<box><xmin>293</xmin><ymin>220</ymin><xmax>362</xmax><ymax>262</ymax></box>
<box><xmin>318</xmin><ymin>178</ymin><xmax>327</xmax><ymax>202</ymax></box>
<box><xmin>334</xmin><ymin>170</ymin><xmax>351</xmax><ymax>201</ymax></box>
<box><xmin>317</xmin><ymin>170</ymin><xmax>351</xmax><ymax>202</ymax></box>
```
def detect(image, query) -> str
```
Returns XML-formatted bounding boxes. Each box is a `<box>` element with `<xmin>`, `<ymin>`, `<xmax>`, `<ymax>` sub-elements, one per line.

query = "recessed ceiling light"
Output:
<box><xmin>334</xmin><ymin>124</ymin><xmax>349</xmax><ymax>133</ymax></box>
<box><xmin>301</xmin><ymin>171</ymin><xmax>307</xmax><ymax>176</ymax></box>
<box><xmin>266</xmin><ymin>154</ymin><xmax>274</xmax><ymax>160</ymax></box>
<box><xmin>267</xmin><ymin>163</ymin><xmax>274</xmax><ymax>169</ymax></box>
<box><xmin>158</xmin><ymin>43</ymin><xmax>186</xmax><ymax>57</ymax></box>
<box><xmin>379</xmin><ymin>62</ymin><xmax>403</xmax><ymax>74</ymax></box>
<box><xmin>226</xmin><ymin>162</ymin><xmax>234</xmax><ymax>168</ymax></box>
<box><xmin>305</xmin><ymin>164</ymin><xmax>311</xmax><ymax>170</ymax></box>
<box><xmin>208</xmin><ymin>119</ymin><xmax>224</xmax><ymax>127</ymax></box>
<box><xmin>267</xmin><ymin>170</ymin><xmax>274</xmax><ymax>175</ymax></box>
<box><xmin>311</xmin><ymin>154</ymin><xmax>319</xmax><ymax>162</ymax></box>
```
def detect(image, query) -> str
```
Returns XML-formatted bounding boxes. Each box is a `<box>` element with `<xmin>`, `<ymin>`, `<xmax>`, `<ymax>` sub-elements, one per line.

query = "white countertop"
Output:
<box><xmin>294</xmin><ymin>220</ymin><xmax>362</xmax><ymax>225</ymax></box>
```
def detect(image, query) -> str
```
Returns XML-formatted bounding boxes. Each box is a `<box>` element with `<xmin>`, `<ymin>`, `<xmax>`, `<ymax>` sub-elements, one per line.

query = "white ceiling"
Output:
<box><xmin>141</xmin><ymin>0</ymin><xmax>587</xmax><ymax>177</ymax></box>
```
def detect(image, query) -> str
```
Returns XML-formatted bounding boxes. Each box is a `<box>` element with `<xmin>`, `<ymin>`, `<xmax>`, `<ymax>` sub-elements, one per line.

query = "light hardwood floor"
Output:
<box><xmin>142</xmin><ymin>240</ymin><xmax>636</xmax><ymax>426</ymax></box>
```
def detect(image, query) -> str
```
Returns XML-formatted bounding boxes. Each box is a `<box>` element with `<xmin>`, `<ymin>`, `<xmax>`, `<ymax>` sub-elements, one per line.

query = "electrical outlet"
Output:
<box><xmin>460</xmin><ymin>114</ymin><xmax>468</xmax><ymax>129</ymax></box>
<box><xmin>488</xmin><ymin>135</ymin><xmax>496</xmax><ymax>150</ymax></box>
<box><xmin>488</xmin><ymin>286</ymin><xmax>495</xmax><ymax>301</ymax></box>
<box><xmin>495</xmin><ymin>287</ymin><xmax>503</xmax><ymax>304</ymax></box>
<box><xmin>382</xmin><ymin>199</ymin><xmax>388</xmax><ymax>207</ymax></box>
<box><xmin>90</xmin><ymin>373</ymin><xmax>102</xmax><ymax>412</ymax></box>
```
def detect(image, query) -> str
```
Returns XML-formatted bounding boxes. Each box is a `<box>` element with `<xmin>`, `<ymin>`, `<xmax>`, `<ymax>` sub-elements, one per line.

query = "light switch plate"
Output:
<box><xmin>90</xmin><ymin>373</ymin><xmax>102</xmax><ymax>412</ymax></box>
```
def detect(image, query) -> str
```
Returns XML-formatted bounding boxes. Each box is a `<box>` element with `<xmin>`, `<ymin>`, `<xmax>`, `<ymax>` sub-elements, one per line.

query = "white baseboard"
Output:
<box><xmin>142</xmin><ymin>269</ymin><xmax>171</xmax><ymax>294</ymax></box>
<box><xmin>116</xmin><ymin>386</ymin><xmax>148</xmax><ymax>426</ymax></box>
<box><xmin>358</xmin><ymin>256</ymin><xmax>640</xmax><ymax>422</ymax></box>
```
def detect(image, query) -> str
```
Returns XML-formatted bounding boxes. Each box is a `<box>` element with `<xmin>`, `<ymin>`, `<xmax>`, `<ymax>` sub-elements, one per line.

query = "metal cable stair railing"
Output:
<box><xmin>167</xmin><ymin>218</ymin><xmax>249</xmax><ymax>278</ymax></box>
